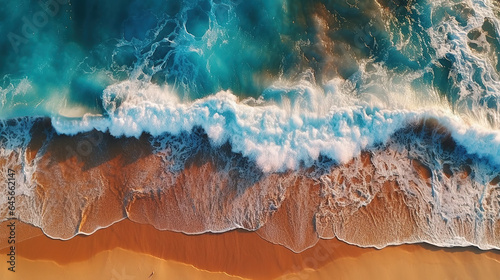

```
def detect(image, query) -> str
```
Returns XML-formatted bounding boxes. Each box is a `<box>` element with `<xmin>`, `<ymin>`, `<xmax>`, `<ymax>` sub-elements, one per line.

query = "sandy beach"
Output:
<box><xmin>1</xmin><ymin>219</ymin><xmax>499</xmax><ymax>280</ymax></box>
<box><xmin>1</xmin><ymin>124</ymin><xmax>499</xmax><ymax>279</ymax></box>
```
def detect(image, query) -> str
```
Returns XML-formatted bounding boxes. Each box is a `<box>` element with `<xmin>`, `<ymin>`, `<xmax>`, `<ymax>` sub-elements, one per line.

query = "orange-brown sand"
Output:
<box><xmin>1</xmin><ymin>219</ymin><xmax>499</xmax><ymax>280</ymax></box>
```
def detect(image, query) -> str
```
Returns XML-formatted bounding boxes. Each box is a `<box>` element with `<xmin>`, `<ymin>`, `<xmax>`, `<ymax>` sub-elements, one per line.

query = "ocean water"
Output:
<box><xmin>2</xmin><ymin>0</ymin><xmax>500</xmax><ymax>251</ymax></box>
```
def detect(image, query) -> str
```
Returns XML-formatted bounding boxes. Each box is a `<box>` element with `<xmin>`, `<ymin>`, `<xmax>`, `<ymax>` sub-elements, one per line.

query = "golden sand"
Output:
<box><xmin>1</xmin><ymin>219</ymin><xmax>499</xmax><ymax>280</ymax></box>
<box><xmin>281</xmin><ymin>245</ymin><xmax>500</xmax><ymax>280</ymax></box>
<box><xmin>0</xmin><ymin>248</ymin><xmax>246</xmax><ymax>280</ymax></box>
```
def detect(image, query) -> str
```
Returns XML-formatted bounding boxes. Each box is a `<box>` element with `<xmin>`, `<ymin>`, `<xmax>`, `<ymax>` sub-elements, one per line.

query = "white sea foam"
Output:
<box><xmin>428</xmin><ymin>0</ymin><xmax>500</xmax><ymax>126</ymax></box>
<box><xmin>50</xmin><ymin>76</ymin><xmax>500</xmax><ymax>174</ymax></box>
<box><xmin>0</xmin><ymin>118</ymin><xmax>38</xmax><ymax>214</ymax></box>
<box><xmin>12</xmin><ymin>0</ymin><xmax>500</xmax><ymax>176</ymax></box>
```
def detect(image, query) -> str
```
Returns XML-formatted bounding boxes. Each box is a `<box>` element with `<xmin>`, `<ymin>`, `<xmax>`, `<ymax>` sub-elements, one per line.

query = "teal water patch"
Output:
<box><xmin>0</xmin><ymin>0</ymin><xmax>102</xmax><ymax>118</ymax></box>
<box><xmin>0</xmin><ymin>0</ymin><xmax>500</xmax><ymax>125</ymax></box>
<box><xmin>0</xmin><ymin>0</ymin><xmax>305</xmax><ymax>117</ymax></box>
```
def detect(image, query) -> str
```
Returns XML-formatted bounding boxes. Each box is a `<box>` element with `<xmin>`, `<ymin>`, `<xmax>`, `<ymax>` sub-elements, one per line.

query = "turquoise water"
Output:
<box><xmin>0</xmin><ymin>1</ymin><xmax>495</xmax><ymax>108</ymax></box>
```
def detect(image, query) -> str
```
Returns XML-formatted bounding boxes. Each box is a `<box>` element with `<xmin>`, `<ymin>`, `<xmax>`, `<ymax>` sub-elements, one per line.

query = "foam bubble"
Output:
<box><xmin>0</xmin><ymin>118</ymin><xmax>38</xmax><ymax>213</ymax></box>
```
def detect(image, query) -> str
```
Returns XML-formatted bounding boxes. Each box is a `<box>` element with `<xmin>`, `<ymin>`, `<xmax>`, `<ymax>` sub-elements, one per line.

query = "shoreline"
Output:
<box><xmin>1</xmin><ymin>219</ymin><xmax>500</xmax><ymax>280</ymax></box>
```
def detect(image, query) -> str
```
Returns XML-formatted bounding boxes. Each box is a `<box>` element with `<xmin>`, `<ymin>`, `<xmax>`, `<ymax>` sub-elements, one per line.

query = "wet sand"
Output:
<box><xmin>1</xmin><ymin>219</ymin><xmax>499</xmax><ymax>280</ymax></box>
<box><xmin>2</xmin><ymin>121</ymin><xmax>500</xmax><ymax>279</ymax></box>
<box><xmin>9</xmin><ymin>123</ymin><xmax>496</xmax><ymax>251</ymax></box>
<box><xmin>2</xmin><ymin>120</ymin><xmax>499</xmax><ymax>252</ymax></box>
